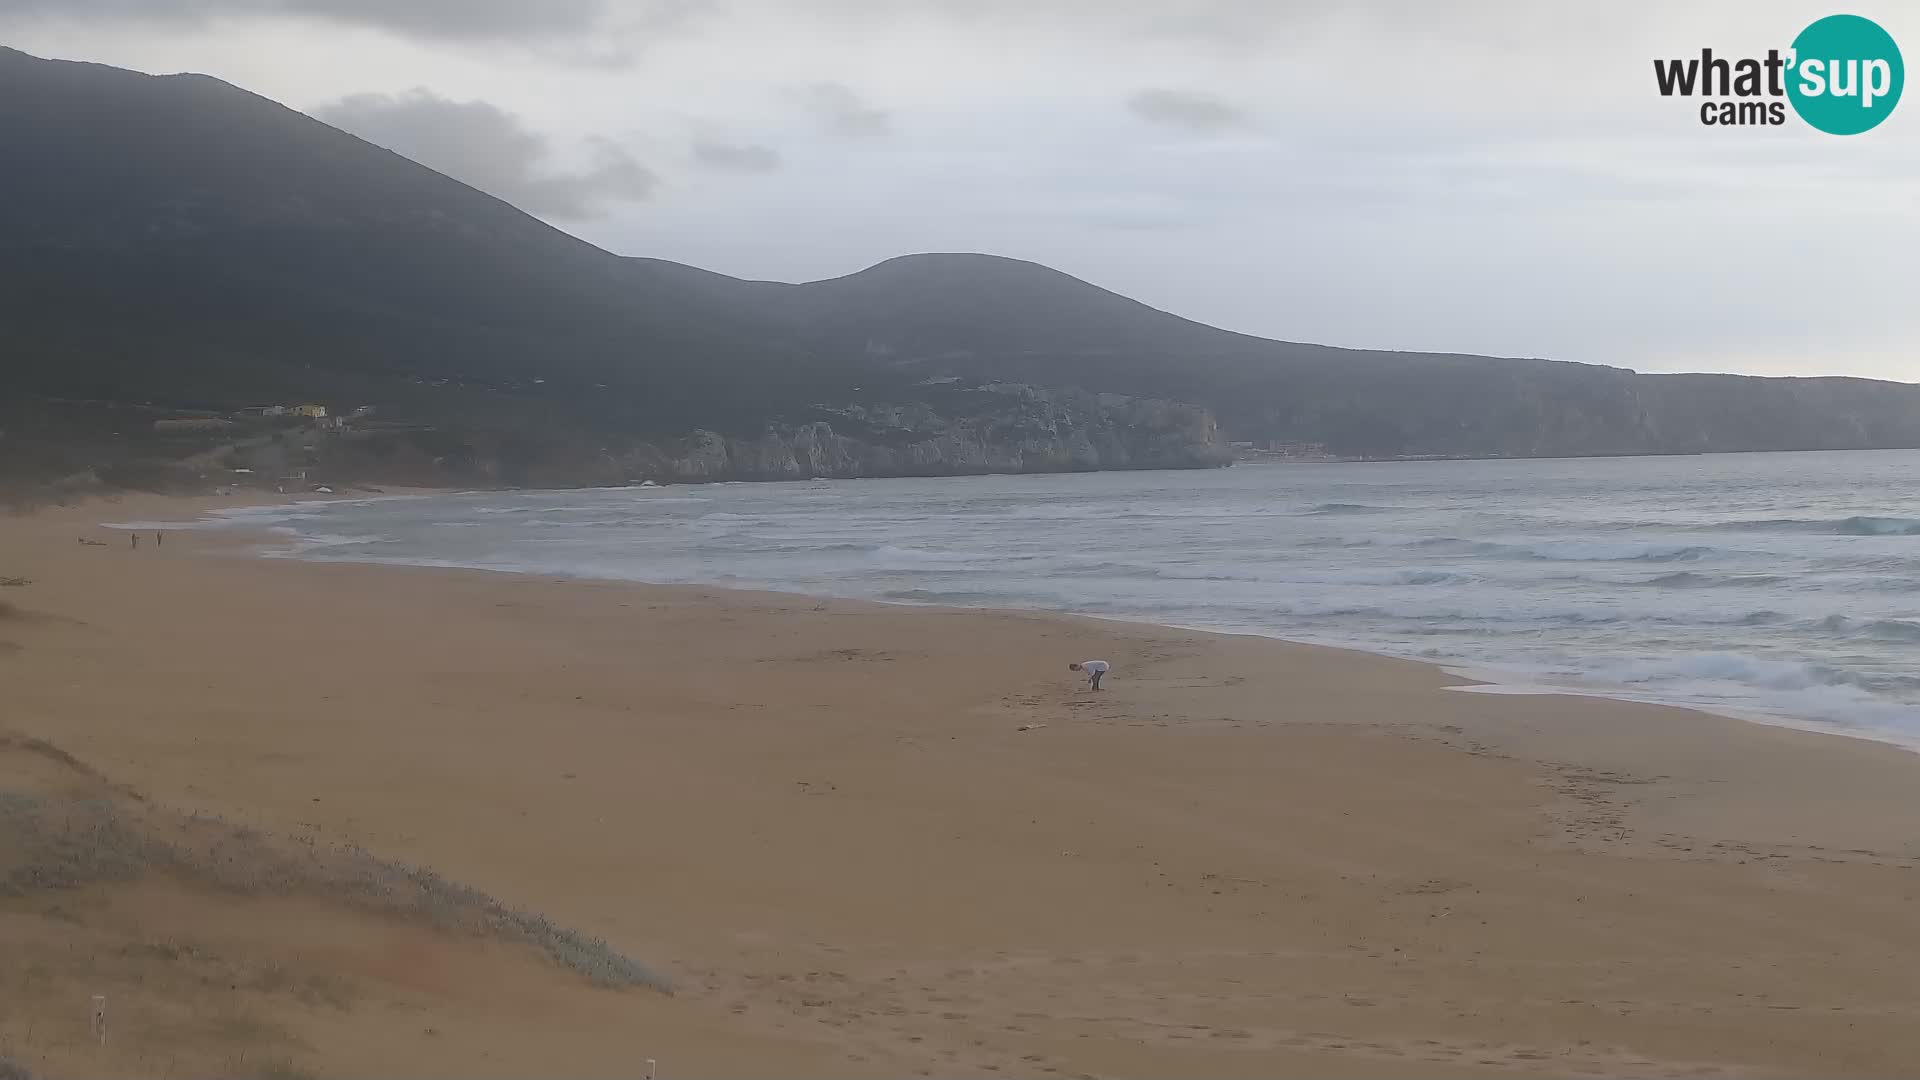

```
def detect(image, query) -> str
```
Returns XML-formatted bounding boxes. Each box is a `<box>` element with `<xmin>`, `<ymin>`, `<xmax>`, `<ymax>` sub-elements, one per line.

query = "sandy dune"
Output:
<box><xmin>5</xmin><ymin>494</ymin><xmax>1920</xmax><ymax>1078</ymax></box>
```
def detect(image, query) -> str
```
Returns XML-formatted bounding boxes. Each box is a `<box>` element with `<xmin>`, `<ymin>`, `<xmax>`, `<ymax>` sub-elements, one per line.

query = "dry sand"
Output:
<box><xmin>4</xmin><ymin>492</ymin><xmax>1920</xmax><ymax>1078</ymax></box>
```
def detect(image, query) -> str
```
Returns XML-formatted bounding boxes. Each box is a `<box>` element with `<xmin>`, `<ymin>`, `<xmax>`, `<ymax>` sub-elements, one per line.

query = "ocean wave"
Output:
<box><xmin>1839</xmin><ymin>516</ymin><xmax>1920</xmax><ymax>536</ymax></box>
<box><xmin>870</xmin><ymin>544</ymin><xmax>989</xmax><ymax>565</ymax></box>
<box><xmin>1806</xmin><ymin>615</ymin><xmax>1920</xmax><ymax>642</ymax></box>
<box><xmin>1596</xmin><ymin>652</ymin><xmax>1868</xmax><ymax>692</ymax></box>
<box><xmin>1578</xmin><ymin>654</ymin><xmax>1920</xmax><ymax>717</ymax></box>
<box><xmin>1397</xmin><ymin>569</ymin><xmax>1471</xmax><ymax>586</ymax></box>
<box><xmin>1303</xmin><ymin>502</ymin><xmax>1391</xmax><ymax>515</ymax></box>
<box><xmin>295</xmin><ymin>533</ymin><xmax>391</xmax><ymax>548</ymax></box>
<box><xmin>104</xmin><ymin>518</ymin><xmax>228</xmax><ymax>531</ymax></box>
<box><xmin>1530</xmin><ymin>513</ymin><xmax>1920</xmax><ymax>536</ymax></box>
<box><xmin>1717</xmin><ymin>515</ymin><xmax>1920</xmax><ymax>536</ymax></box>
<box><xmin>1641</xmin><ymin>571</ymin><xmax>1788</xmax><ymax>589</ymax></box>
<box><xmin>209</xmin><ymin>504</ymin><xmax>331</xmax><ymax>525</ymax></box>
<box><xmin>259</xmin><ymin>532</ymin><xmax>397</xmax><ymax>557</ymax></box>
<box><xmin>1302</xmin><ymin>534</ymin><xmax>1463</xmax><ymax>550</ymax></box>
<box><xmin>1340</xmin><ymin>535</ymin><xmax>1716</xmax><ymax>562</ymax></box>
<box><xmin>1643</xmin><ymin>571</ymin><xmax>1711</xmax><ymax>588</ymax></box>
<box><xmin>1864</xmin><ymin>619</ymin><xmax>1920</xmax><ymax>642</ymax></box>
<box><xmin>1104</xmin><ymin>508</ymin><xmax>1286</xmax><ymax>522</ymax></box>
<box><xmin>1467</xmin><ymin>540</ymin><xmax>1716</xmax><ymax>563</ymax></box>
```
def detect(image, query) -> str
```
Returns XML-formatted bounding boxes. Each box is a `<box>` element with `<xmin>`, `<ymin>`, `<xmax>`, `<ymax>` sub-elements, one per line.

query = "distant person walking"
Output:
<box><xmin>1069</xmin><ymin>659</ymin><xmax>1110</xmax><ymax>691</ymax></box>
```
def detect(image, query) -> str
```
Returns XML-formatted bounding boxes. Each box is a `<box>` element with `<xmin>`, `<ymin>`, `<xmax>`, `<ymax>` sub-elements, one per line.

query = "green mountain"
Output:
<box><xmin>3</xmin><ymin>46</ymin><xmax>1917</xmax><ymax>491</ymax></box>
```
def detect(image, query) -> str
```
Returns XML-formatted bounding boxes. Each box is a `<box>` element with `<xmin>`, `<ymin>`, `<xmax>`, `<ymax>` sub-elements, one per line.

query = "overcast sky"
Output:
<box><xmin>4</xmin><ymin>1</ymin><xmax>1915</xmax><ymax>379</ymax></box>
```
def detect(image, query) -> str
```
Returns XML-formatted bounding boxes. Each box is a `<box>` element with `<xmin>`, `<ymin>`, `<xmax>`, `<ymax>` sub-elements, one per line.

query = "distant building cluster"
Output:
<box><xmin>154</xmin><ymin>403</ymin><xmax>376</xmax><ymax>435</ymax></box>
<box><xmin>235</xmin><ymin>403</ymin><xmax>328</xmax><ymax>419</ymax></box>
<box><xmin>1230</xmin><ymin>439</ymin><xmax>1339</xmax><ymax>462</ymax></box>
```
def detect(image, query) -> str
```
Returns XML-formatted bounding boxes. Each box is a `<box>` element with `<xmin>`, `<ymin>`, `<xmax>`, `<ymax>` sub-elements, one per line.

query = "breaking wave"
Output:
<box><xmin>1304</xmin><ymin>502</ymin><xmax>1392</xmax><ymax>515</ymax></box>
<box><xmin>1719</xmin><ymin>515</ymin><xmax>1920</xmax><ymax>536</ymax></box>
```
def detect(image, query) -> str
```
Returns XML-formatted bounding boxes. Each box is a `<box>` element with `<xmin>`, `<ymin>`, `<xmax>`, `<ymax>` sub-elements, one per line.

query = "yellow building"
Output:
<box><xmin>291</xmin><ymin>404</ymin><xmax>328</xmax><ymax>419</ymax></box>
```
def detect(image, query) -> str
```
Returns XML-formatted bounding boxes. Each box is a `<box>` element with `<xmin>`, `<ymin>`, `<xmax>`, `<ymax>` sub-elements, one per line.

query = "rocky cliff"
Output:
<box><xmin>235</xmin><ymin>383</ymin><xmax>1228</xmax><ymax>492</ymax></box>
<box><xmin>635</xmin><ymin>386</ymin><xmax>1223</xmax><ymax>482</ymax></box>
<box><xmin>556</xmin><ymin>385</ymin><xmax>1227</xmax><ymax>485</ymax></box>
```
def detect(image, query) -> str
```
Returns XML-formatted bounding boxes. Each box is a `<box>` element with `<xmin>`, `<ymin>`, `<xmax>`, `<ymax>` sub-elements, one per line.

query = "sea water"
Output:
<box><xmin>177</xmin><ymin>450</ymin><xmax>1920</xmax><ymax>746</ymax></box>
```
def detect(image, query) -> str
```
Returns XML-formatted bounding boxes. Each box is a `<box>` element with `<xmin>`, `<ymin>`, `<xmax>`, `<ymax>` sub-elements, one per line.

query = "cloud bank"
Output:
<box><xmin>1126</xmin><ymin>89</ymin><xmax>1250</xmax><ymax>133</ymax></box>
<box><xmin>316</xmin><ymin>90</ymin><xmax>655</xmax><ymax>218</ymax></box>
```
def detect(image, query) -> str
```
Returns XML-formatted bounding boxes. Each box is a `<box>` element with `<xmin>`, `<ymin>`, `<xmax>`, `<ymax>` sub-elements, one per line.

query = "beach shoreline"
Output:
<box><xmin>6</xmin><ymin>492</ymin><xmax>1920</xmax><ymax>1077</ymax></box>
<box><xmin>113</xmin><ymin>489</ymin><xmax>1920</xmax><ymax>758</ymax></box>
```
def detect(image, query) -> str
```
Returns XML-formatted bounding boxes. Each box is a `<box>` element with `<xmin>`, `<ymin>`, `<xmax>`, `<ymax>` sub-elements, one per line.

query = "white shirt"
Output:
<box><xmin>1078</xmin><ymin>660</ymin><xmax>1110</xmax><ymax>673</ymax></box>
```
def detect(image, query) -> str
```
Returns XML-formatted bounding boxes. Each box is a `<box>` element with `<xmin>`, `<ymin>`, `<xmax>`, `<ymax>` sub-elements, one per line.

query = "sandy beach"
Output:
<box><xmin>6</xmin><ymin>493</ymin><xmax>1920</xmax><ymax>1079</ymax></box>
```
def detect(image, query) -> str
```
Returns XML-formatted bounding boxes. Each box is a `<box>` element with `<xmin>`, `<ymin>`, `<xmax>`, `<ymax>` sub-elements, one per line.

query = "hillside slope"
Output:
<box><xmin>0</xmin><ymin>47</ymin><xmax>845</xmax><ymax>438</ymax></box>
<box><xmin>3</xmin><ymin>46</ymin><xmax>1917</xmax><ymax>490</ymax></box>
<box><xmin>773</xmin><ymin>254</ymin><xmax>1920</xmax><ymax>457</ymax></box>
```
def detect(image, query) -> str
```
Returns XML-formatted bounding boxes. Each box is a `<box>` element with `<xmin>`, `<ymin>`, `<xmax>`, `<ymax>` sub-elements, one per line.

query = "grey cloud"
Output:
<box><xmin>532</xmin><ymin>0</ymin><xmax>714</xmax><ymax>64</ymax></box>
<box><xmin>288</xmin><ymin>0</ymin><xmax>606</xmax><ymax>39</ymax></box>
<box><xmin>0</xmin><ymin>0</ymin><xmax>205</xmax><ymax>14</ymax></box>
<box><xmin>692</xmin><ymin>139</ymin><xmax>783</xmax><ymax>173</ymax></box>
<box><xmin>0</xmin><ymin>0</ymin><xmax>607</xmax><ymax>39</ymax></box>
<box><xmin>316</xmin><ymin>90</ymin><xmax>655</xmax><ymax>219</ymax></box>
<box><xmin>1126</xmin><ymin>89</ymin><xmax>1250</xmax><ymax>133</ymax></box>
<box><xmin>798</xmin><ymin>82</ymin><xmax>892</xmax><ymax>138</ymax></box>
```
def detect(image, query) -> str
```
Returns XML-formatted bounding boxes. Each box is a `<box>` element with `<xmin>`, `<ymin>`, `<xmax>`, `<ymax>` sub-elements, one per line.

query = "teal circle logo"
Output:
<box><xmin>1787</xmin><ymin>14</ymin><xmax>1904</xmax><ymax>134</ymax></box>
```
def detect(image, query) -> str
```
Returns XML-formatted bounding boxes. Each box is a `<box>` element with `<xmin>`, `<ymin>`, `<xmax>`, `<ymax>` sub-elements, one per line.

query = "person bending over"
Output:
<box><xmin>1069</xmin><ymin>659</ymin><xmax>1110</xmax><ymax>691</ymax></box>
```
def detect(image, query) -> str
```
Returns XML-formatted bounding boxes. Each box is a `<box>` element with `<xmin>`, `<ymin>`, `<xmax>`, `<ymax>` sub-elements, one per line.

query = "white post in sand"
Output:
<box><xmin>645</xmin><ymin>1058</ymin><xmax>657</xmax><ymax>1080</ymax></box>
<box><xmin>90</xmin><ymin>995</ymin><xmax>107</xmax><ymax>1045</ymax></box>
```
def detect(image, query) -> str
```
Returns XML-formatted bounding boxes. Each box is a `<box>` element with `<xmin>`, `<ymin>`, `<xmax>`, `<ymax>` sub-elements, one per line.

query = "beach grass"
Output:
<box><xmin>0</xmin><ymin>735</ymin><xmax>671</xmax><ymax>994</ymax></box>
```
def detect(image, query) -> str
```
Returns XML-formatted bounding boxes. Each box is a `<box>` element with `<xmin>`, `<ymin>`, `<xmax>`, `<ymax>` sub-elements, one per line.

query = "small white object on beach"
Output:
<box><xmin>90</xmin><ymin>993</ymin><xmax>107</xmax><ymax>1044</ymax></box>
<box><xmin>1018</xmin><ymin>723</ymin><xmax>1046</xmax><ymax>732</ymax></box>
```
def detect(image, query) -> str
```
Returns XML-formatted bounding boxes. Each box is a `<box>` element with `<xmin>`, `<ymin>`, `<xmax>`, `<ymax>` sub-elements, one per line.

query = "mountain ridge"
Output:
<box><xmin>3</xmin><ymin>46</ymin><xmax>1918</xmax><ymax>492</ymax></box>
